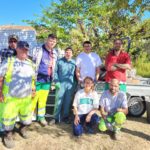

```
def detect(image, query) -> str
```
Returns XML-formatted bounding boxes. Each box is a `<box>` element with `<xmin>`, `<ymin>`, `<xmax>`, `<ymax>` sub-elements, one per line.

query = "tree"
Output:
<box><xmin>25</xmin><ymin>0</ymin><xmax>150</xmax><ymax>57</ymax></box>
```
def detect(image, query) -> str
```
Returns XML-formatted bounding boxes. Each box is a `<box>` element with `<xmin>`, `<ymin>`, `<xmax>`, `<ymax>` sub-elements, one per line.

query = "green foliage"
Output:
<box><xmin>133</xmin><ymin>52</ymin><xmax>150</xmax><ymax>77</ymax></box>
<box><xmin>25</xmin><ymin>0</ymin><xmax>150</xmax><ymax>76</ymax></box>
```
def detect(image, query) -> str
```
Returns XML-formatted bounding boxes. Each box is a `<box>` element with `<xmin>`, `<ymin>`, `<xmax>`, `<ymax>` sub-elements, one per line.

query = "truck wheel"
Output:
<box><xmin>128</xmin><ymin>97</ymin><xmax>146</xmax><ymax>117</ymax></box>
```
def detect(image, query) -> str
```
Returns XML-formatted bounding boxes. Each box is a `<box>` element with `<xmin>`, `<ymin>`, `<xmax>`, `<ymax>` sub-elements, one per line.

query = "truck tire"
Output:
<box><xmin>128</xmin><ymin>97</ymin><xmax>146</xmax><ymax>117</ymax></box>
<box><xmin>146</xmin><ymin>101</ymin><xmax>150</xmax><ymax>123</ymax></box>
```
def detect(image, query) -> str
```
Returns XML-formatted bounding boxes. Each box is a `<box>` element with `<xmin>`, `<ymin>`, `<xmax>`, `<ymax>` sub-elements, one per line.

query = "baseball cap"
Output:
<box><xmin>17</xmin><ymin>41</ymin><xmax>29</xmax><ymax>50</ymax></box>
<box><xmin>8</xmin><ymin>34</ymin><xmax>19</xmax><ymax>41</ymax></box>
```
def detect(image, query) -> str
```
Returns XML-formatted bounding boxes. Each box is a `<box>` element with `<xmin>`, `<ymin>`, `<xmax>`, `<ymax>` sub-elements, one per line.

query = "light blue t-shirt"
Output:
<box><xmin>99</xmin><ymin>90</ymin><xmax>128</xmax><ymax>115</ymax></box>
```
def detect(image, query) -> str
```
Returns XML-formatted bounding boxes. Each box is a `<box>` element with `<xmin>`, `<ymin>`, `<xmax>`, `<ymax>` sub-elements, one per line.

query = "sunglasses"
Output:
<box><xmin>9</xmin><ymin>40</ymin><xmax>17</xmax><ymax>43</ymax></box>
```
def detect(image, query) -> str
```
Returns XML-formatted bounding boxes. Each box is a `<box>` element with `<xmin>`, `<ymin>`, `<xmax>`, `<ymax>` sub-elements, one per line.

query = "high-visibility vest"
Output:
<box><xmin>2</xmin><ymin>57</ymin><xmax>35</xmax><ymax>100</ymax></box>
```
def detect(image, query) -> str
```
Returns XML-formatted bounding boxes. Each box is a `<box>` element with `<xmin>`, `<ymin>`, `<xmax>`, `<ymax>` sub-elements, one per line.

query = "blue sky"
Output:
<box><xmin>0</xmin><ymin>0</ymin><xmax>149</xmax><ymax>26</ymax></box>
<box><xmin>0</xmin><ymin>0</ymin><xmax>51</xmax><ymax>25</ymax></box>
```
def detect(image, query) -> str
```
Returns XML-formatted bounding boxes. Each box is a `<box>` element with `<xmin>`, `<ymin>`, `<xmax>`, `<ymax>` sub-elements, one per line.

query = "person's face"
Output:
<box><xmin>84</xmin><ymin>79</ymin><xmax>94</xmax><ymax>91</ymax></box>
<box><xmin>9</xmin><ymin>38</ymin><xmax>17</xmax><ymax>49</ymax></box>
<box><xmin>46</xmin><ymin>38</ymin><xmax>57</xmax><ymax>50</ymax></box>
<box><xmin>114</xmin><ymin>40</ymin><xmax>123</xmax><ymax>51</ymax></box>
<box><xmin>83</xmin><ymin>43</ymin><xmax>92</xmax><ymax>53</ymax></box>
<box><xmin>16</xmin><ymin>48</ymin><xmax>28</xmax><ymax>59</ymax></box>
<box><xmin>65</xmin><ymin>49</ymin><xmax>73</xmax><ymax>60</ymax></box>
<box><xmin>109</xmin><ymin>80</ymin><xmax>119</xmax><ymax>95</ymax></box>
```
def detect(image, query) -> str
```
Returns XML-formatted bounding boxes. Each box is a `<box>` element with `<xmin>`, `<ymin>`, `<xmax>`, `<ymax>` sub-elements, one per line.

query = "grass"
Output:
<box><xmin>134</xmin><ymin>62</ymin><xmax>150</xmax><ymax>78</ymax></box>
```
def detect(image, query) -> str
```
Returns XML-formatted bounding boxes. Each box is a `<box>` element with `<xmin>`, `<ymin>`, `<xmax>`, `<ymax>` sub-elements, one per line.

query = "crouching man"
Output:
<box><xmin>72</xmin><ymin>77</ymin><xmax>99</xmax><ymax>137</ymax></box>
<box><xmin>99</xmin><ymin>78</ymin><xmax>128</xmax><ymax>140</ymax></box>
<box><xmin>0</xmin><ymin>41</ymin><xmax>36</xmax><ymax>148</ymax></box>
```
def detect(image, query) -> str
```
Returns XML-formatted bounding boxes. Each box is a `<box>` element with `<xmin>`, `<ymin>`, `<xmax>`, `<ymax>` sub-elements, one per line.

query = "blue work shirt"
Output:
<box><xmin>54</xmin><ymin>57</ymin><xmax>76</xmax><ymax>84</ymax></box>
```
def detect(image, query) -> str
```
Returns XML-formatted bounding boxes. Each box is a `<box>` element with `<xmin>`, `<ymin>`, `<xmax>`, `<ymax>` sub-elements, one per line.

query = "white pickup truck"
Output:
<box><xmin>95</xmin><ymin>78</ymin><xmax>150</xmax><ymax>117</ymax></box>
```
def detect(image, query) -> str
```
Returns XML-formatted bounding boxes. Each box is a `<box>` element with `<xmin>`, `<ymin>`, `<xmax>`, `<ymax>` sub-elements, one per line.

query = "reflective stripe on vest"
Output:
<box><xmin>2</xmin><ymin>57</ymin><xmax>35</xmax><ymax>99</ymax></box>
<box><xmin>2</xmin><ymin>57</ymin><xmax>14</xmax><ymax>98</ymax></box>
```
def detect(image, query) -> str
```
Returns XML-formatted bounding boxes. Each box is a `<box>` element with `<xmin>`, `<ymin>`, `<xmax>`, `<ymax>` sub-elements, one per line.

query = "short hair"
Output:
<box><xmin>113</xmin><ymin>39</ymin><xmax>123</xmax><ymax>44</ymax></box>
<box><xmin>65</xmin><ymin>47</ymin><xmax>73</xmax><ymax>52</ymax></box>
<box><xmin>48</xmin><ymin>34</ymin><xmax>57</xmax><ymax>39</ymax></box>
<box><xmin>83</xmin><ymin>41</ymin><xmax>92</xmax><ymax>46</ymax></box>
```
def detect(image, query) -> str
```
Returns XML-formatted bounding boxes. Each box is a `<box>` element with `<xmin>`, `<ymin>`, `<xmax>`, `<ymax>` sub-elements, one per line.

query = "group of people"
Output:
<box><xmin>0</xmin><ymin>33</ymin><xmax>131</xmax><ymax>148</ymax></box>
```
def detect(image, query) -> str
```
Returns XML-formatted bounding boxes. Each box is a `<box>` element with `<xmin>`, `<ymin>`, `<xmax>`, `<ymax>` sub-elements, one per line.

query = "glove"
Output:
<box><xmin>55</xmin><ymin>82</ymin><xmax>61</xmax><ymax>90</ymax></box>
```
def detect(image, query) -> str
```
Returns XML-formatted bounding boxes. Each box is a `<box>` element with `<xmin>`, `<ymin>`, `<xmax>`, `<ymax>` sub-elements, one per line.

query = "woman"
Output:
<box><xmin>72</xmin><ymin>76</ymin><xmax>99</xmax><ymax>136</ymax></box>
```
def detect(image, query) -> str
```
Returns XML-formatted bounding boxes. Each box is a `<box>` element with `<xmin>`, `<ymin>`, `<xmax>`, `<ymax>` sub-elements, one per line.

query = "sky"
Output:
<box><xmin>0</xmin><ymin>0</ymin><xmax>52</xmax><ymax>25</ymax></box>
<box><xmin>0</xmin><ymin>0</ymin><xmax>149</xmax><ymax>26</ymax></box>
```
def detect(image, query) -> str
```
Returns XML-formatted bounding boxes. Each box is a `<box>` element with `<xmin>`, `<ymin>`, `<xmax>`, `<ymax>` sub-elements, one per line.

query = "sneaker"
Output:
<box><xmin>20</xmin><ymin>126</ymin><xmax>29</xmax><ymax>139</ymax></box>
<box><xmin>39</xmin><ymin>119</ymin><xmax>48</xmax><ymax>127</ymax></box>
<box><xmin>48</xmin><ymin>119</ymin><xmax>56</xmax><ymax>125</ymax></box>
<box><xmin>62</xmin><ymin>117</ymin><xmax>72</xmax><ymax>124</ymax></box>
<box><xmin>3</xmin><ymin>132</ymin><xmax>15</xmax><ymax>149</ymax></box>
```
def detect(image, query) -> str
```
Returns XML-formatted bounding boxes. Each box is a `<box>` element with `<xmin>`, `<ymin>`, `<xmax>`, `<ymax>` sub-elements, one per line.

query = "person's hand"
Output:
<box><xmin>55</xmin><ymin>82</ymin><xmax>61</xmax><ymax>90</ymax></box>
<box><xmin>86</xmin><ymin>114</ymin><xmax>92</xmax><ymax>123</ymax></box>
<box><xmin>74</xmin><ymin>115</ymin><xmax>80</xmax><ymax>126</ymax></box>
<box><xmin>32</xmin><ymin>88</ymin><xmax>36</xmax><ymax>98</ymax></box>
<box><xmin>0</xmin><ymin>92</ymin><xmax>4</xmax><ymax>102</ymax></box>
<box><xmin>101</xmin><ymin>113</ymin><xmax>107</xmax><ymax>119</ymax></box>
<box><xmin>117</xmin><ymin>108</ymin><xmax>123</xmax><ymax>112</ymax></box>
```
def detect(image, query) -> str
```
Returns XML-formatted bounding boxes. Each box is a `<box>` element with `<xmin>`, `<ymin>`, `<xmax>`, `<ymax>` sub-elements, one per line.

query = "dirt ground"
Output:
<box><xmin>0</xmin><ymin>115</ymin><xmax>150</xmax><ymax>150</ymax></box>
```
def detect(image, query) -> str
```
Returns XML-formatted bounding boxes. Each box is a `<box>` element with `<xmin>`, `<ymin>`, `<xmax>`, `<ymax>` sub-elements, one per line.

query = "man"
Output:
<box><xmin>105</xmin><ymin>39</ymin><xmax>131</xmax><ymax>92</ymax></box>
<box><xmin>0</xmin><ymin>41</ymin><xmax>35</xmax><ymax>148</ymax></box>
<box><xmin>76</xmin><ymin>41</ymin><xmax>102</xmax><ymax>87</ymax></box>
<box><xmin>99</xmin><ymin>79</ymin><xmax>128</xmax><ymax>140</ymax></box>
<box><xmin>31</xmin><ymin>34</ymin><xmax>58</xmax><ymax>126</ymax></box>
<box><xmin>53</xmin><ymin>47</ymin><xmax>76</xmax><ymax>123</ymax></box>
<box><xmin>0</xmin><ymin>34</ymin><xmax>18</xmax><ymax>63</ymax></box>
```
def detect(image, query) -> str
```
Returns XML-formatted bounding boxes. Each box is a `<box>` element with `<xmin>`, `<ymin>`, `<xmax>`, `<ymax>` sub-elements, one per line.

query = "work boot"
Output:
<box><xmin>48</xmin><ymin>119</ymin><xmax>56</xmax><ymax>125</ymax></box>
<box><xmin>112</xmin><ymin>131</ymin><xmax>121</xmax><ymax>140</ymax></box>
<box><xmin>39</xmin><ymin>119</ymin><xmax>48</xmax><ymax>127</ymax></box>
<box><xmin>3</xmin><ymin>131</ymin><xmax>15</xmax><ymax>149</ymax></box>
<box><xmin>20</xmin><ymin>125</ymin><xmax>29</xmax><ymax>139</ymax></box>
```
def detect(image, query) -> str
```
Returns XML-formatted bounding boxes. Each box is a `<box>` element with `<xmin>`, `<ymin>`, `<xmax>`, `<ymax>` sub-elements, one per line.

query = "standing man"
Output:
<box><xmin>105</xmin><ymin>39</ymin><xmax>131</xmax><ymax>92</ymax></box>
<box><xmin>0</xmin><ymin>34</ymin><xmax>18</xmax><ymax>63</ymax></box>
<box><xmin>0</xmin><ymin>41</ymin><xmax>35</xmax><ymax>148</ymax></box>
<box><xmin>53</xmin><ymin>47</ymin><xmax>76</xmax><ymax>123</ymax></box>
<box><xmin>76</xmin><ymin>41</ymin><xmax>102</xmax><ymax>87</ymax></box>
<box><xmin>99</xmin><ymin>79</ymin><xmax>128</xmax><ymax>140</ymax></box>
<box><xmin>31</xmin><ymin>34</ymin><xmax>58</xmax><ymax>126</ymax></box>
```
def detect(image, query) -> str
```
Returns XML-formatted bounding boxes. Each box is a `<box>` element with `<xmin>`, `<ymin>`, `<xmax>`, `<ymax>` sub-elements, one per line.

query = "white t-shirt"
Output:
<box><xmin>76</xmin><ymin>52</ymin><xmax>102</xmax><ymax>81</ymax></box>
<box><xmin>73</xmin><ymin>89</ymin><xmax>99</xmax><ymax>115</ymax></box>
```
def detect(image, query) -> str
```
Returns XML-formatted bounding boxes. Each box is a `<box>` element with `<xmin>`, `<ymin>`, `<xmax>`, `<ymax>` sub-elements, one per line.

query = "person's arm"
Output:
<box><xmin>76</xmin><ymin>67</ymin><xmax>82</xmax><ymax>83</ymax></box>
<box><xmin>72</xmin><ymin>92</ymin><xmax>80</xmax><ymax>125</ymax></box>
<box><xmin>117</xmin><ymin>92</ymin><xmax>128</xmax><ymax>115</ymax></box>
<box><xmin>114</xmin><ymin>53</ymin><xmax>131</xmax><ymax>70</ymax></box>
<box><xmin>86</xmin><ymin>108</ymin><xmax>98</xmax><ymax>122</ymax></box>
<box><xmin>73</xmin><ymin>106</ymin><xmax>80</xmax><ymax>126</ymax></box>
<box><xmin>117</xmin><ymin>108</ymin><xmax>128</xmax><ymax>115</ymax></box>
<box><xmin>95</xmin><ymin>55</ymin><xmax>103</xmax><ymax>81</ymax></box>
<box><xmin>0</xmin><ymin>77</ymin><xmax>4</xmax><ymax>102</ymax></box>
<box><xmin>100</xmin><ymin>106</ymin><xmax>108</xmax><ymax>119</ymax></box>
<box><xmin>99</xmin><ymin>91</ymin><xmax>108</xmax><ymax>118</ymax></box>
<box><xmin>114</xmin><ymin>63</ymin><xmax>131</xmax><ymax>70</ymax></box>
<box><xmin>105</xmin><ymin>53</ymin><xmax>117</xmax><ymax>71</ymax></box>
<box><xmin>95</xmin><ymin>66</ymin><xmax>100</xmax><ymax>81</ymax></box>
<box><xmin>0</xmin><ymin>60</ymin><xmax>8</xmax><ymax>102</ymax></box>
<box><xmin>53</xmin><ymin>61</ymin><xmax>60</xmax><ymax>83</ymax></box>
<box><xmin>75</xmin><ymin>56</ymin><xmax>82</xmax><ymax>84</ymax></box>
